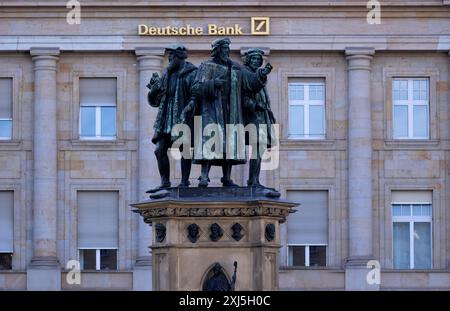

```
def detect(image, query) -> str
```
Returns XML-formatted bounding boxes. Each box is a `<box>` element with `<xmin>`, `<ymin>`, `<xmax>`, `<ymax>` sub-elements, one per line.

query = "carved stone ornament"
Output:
<box><xmin>265</xmin><ymin>223</ymin><xmax>276</xmax><ymax>242</ymax></box>
<box><xmin>210</xmin><ymin>223</ymin><xmax>223</xmax><ymax>242</ymax></box>
<box><xmin>231</xmin><ymin>223</ymin><xmax>243</xmax><ymax>241</ymax></box>
<box><xmin>135</xmin><ymin>205</ymin><xmax>292</xmax><ymax>225</ymax></box>
<box><xmin>155</xmin><ymin>223</ymin><xmax>166</xmax><ymax>243</ymax></box>
<box><xmin>187</xmin><ymin>223</ymin><xmax>200</xmax><ymax>243</ymax></box>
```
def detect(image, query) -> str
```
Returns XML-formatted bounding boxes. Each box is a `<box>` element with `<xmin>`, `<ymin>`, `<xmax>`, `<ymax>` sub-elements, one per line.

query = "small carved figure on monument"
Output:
<box><xmin>146</xmin><ymin>44</ymin><xmax>197</xmax><ymax>193</ymax></box>
<box><xmin>210</xmin><ymin>223</ymin><xmax>223</xmax><ymax>242</ymax></box>
<box><xmin>231</xmin><ymin>223</ymin><xmax>243</xmax><ymax>241</ymax></box>
<box><xmin>155</xmin><ymin>223</ymin><xmax>166</xmax><ymax>243</ymax></box>
<box><xmin>265</xmin><ymin>223</ymin><xmax>276</xmax><ymax>242</ymax></box>
<box><xmin>187</xmin><ymin>223</ymin><xmax>200</xmax><ymax>243</ymax></box>
<box><xmin>203</xmin><ymin>263</ymin><xmax>232</xmax><ymax>291</ymax></box>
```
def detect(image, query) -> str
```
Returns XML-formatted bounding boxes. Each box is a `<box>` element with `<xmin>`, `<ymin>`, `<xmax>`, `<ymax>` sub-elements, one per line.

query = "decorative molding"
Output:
<box><xmin>344</xmin><ymin>47</ymin><xmax>375</xmax><ymax>57</ymax></box>
<box><xmin>133</xmin><ymin>201</ymin><xmax>295</xmax><ymax>224</ymax></box>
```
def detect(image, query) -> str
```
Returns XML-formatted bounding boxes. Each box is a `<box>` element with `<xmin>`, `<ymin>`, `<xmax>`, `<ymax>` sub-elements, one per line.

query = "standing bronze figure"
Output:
<box><xmin>147</xmin><ymin>44</ymin><xmax>197</xmax><ymax>192</ymax></box>
<box><xmin>192</xmin><ymin>38</ymin><xmax>272</xmax><ymax>187</ymax></box>
<box><xmin>242</xmin><ymin>49</ymin><xmax>276</xmax><ymax>188</ymax></box>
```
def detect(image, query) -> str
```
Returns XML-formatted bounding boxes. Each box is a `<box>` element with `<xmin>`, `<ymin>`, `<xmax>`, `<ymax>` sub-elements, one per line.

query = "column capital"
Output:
<box><xmin>345</xmin><ymin>47</ymin><xmax>374</xmax><ymax>71</ymax></box>
<box><xmin>30</xmin><ymin>47</ymin><xmax>59</xmax><ymax>71</ymax></box>
<box><xmin>135</xmin><ymin>47</ymin><xmax>165</xmax><ymax>71</ymax></box>
<box><xmin>345</xmin><ymin>47</ymin><xmax>375</xmax><ymax>57</ymax></box>
<box><xmin>30</xmin><ymin>47</ymin><xmax>60</xmax><ymax>58</ymax></box>
<box><xmin>135</xmin><ymin>47</ymin><xmax>165</xmax><ymax>56</ymax></box>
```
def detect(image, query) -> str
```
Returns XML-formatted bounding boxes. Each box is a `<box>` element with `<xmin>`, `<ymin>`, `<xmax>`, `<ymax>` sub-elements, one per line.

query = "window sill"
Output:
<box><xmin>279</xmin><ymin>266</ymin><xmax>342</xmax><ymax>271</ymax></box>
<box><xmin>68</xmin><ymin>270</ymin><xmax>131</xmax><ymax>273</ymax></box>
<box><xmin>384</xmin><ymin>139</ymin><xmax>440</xmax><ymax>150</ymax></box>
<box><xmin>0</xmin><ymin>139</ymin><xmax>22</xmax><ymax>150</ymax></box>
<box><xmin>382</xmin><ymin>268</ymin><xmax>450</xmax><ymax>273</ymax></box>
<box><xmin>279</xmin><ymin>139</ymin><xmax>335</xmax><ymax>150</ymax></box>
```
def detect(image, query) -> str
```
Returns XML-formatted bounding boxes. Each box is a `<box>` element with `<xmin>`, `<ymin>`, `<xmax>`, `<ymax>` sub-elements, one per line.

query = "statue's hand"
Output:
<box><xmin>148</xmin><ymin>73</ymin><xmax>161</xmax><ymax>90</ymax></box>
<box><xmin>261</xmin><ymin>63</ymin><xmax>273</xmax><ymax>76</ymax></box>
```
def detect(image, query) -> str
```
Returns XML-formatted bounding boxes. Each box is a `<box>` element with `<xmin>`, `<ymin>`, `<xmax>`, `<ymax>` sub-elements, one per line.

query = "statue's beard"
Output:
<box><xmin>167</xmin><ymin>59</ymin><xmax>180</xmax><ymax>72</ymax></box>
<box><xmin>217</xmin><ymin>53</ymin><xmax>229</xmax><ymax>64</ymax></box>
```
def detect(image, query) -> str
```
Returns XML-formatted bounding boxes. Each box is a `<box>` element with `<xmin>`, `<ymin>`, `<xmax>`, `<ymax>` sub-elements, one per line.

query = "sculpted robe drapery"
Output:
<box><xmin>192</xmin><ymin>59</ymin><xmax>267</xmax><ymax>165</ymax></box>
<box><xmin>148</xmin><ymin>61</ymin><xmax>197</xmax><ymax>143</ymax></box>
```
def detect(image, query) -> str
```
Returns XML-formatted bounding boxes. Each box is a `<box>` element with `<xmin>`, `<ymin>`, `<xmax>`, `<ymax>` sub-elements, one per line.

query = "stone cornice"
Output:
<box><xmin>132</xmin><ymin>200</ymin><xmax>297</xmax><ymax>224</ymax></box>
<box><xmin>0</xmin><ymin>1</ymin><xmax>447</xmax><ymax>7</ymax></box>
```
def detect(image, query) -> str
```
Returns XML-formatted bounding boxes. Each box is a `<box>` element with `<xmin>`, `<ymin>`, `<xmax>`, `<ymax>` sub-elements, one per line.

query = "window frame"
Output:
<box><xmin>279</xmin><ymin>68</ymin><xmax>335</xmax><ymax>145</ymax></box>
<box><xmin>391</xmin><ymin>202</ymin><xmax>433</xmax><ymax>269</ymax></box>
<box><xmin>383</xmin><ymin>68</ymin><xmax>439</xmax><ymax>145</ymax></box>
<box><xmin>0</xmin><ymin>72</ymin><xmax>21</xmax><ymax>142</ymax></box>
<box><xmin>0</xmin><ymin>119</ymin><xmax>12</xmax><ymax>140</ymax></box>
<box><xmin>392</xmin><ymin>78</ymin><xmax>430</xmax><ymax>140</ymax></box>
<box><xmin>288</xmin><ymin>80</ymin><xmax>326</xmax><ymax>140</ymax></box>
<box><xmin>287</xmin><ymin>244</ymin><xmax>328</xmax><ymax>267</ymax></box>
<box><xmin>70</xmin><ymin>185</ymin><xmax>126</xmax><ymax>271</ymax></box>
<box><xmin>78</xmin><ymin>247</ymin><xmax>118</xmax><ymax>271</ymax></box>
<box><xmin>79</xmin><ymin>105</ymin><xmax>117</xmax><ymax>140</ymax></box>
<box><xmin>71</xmin><ymin>71</ymin><xmax>125</xmax><ymax>143</ymax></box>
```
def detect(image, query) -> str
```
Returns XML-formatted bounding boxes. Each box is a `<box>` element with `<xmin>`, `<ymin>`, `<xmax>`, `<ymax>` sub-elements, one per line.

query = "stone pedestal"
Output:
<box><xmin>132</xmin><ymin>187</ymin><xmax>297</xmax><ymax>291</ymax></box>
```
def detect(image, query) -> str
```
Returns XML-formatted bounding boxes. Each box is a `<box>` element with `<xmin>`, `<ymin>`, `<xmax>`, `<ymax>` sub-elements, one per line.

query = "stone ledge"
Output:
<box><xmin>132</xmin><ymin>187</ymin><xmax>298</xmax><ymax>223</ymax></box>
<box><xmin>383</xmin><ymin>139</ymin><xmax>441</xmax><ymax>150</ymax></box>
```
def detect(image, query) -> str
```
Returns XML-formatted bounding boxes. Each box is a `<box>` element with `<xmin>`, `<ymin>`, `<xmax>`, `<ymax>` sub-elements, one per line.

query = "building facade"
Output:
<box><xmin>0</xmin><ymin>0</ymin><xmax>450</xmax><ymax>290</ymax></box>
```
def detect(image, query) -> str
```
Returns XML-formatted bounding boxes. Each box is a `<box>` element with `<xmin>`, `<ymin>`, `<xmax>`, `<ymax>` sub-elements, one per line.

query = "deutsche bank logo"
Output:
<box><xmin>251</xmin><ymin>17</ymin><xmax>270</xmax><ymax>35</ymax></box>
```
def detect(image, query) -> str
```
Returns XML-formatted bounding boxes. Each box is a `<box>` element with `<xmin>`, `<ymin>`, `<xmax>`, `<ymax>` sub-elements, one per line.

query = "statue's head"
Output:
<box><xmin>187</xmin><ymin>223</ymin><xmax>200</xmax><ymax>243</ymax></box>
<box><xmin>212</xmin><ymin>263</ymin><xmax>222</xmax><ymax>275</ymax></box>
<box><xmin>211</xmin><ymin>38</ymin><xmax>231</xmax><ymax>63</ymax></box>
<box><xmin>244</xmin><ymin>48</ymin><xmax>264</xmax><ymax>70</ymax></box>
<box><xmin>155</xmin><ymin>223</ymin><xmax>166</xmax><ymax>243</ymax></box>
<box><xmin>166</xmin><ymin>43</ymin><xmax>188</xmax><ymax>72</ymax></box>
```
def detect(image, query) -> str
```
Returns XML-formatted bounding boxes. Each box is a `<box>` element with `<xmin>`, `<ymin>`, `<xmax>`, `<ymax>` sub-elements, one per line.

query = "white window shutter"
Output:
<box><xmin>0</xmin><ymin>191</ymin><xmax>14</xmax><ymax>252</ymax></box>
<box><xmin>287</xmin><ymin>191</ymin><xmax>328</xmax><ymax>245</ymax></box>
<box><xmin>78</xmin><ymin>191</ymin><xmax>119</xmax><ymax>248</ymax></box>
<box><xmin>80</xmin><ymin>78</ymin><xmax>117</xmax><ymax>107</ymax></box>
<box><xmin>0</xmin><ymin>78</ymin><xmax>12</xmax><ymax>119</ymax></box>
<box><xmin>391</xmin><ymin>190</ymin><xmax>432</xmax><ymax>203</ymax></box>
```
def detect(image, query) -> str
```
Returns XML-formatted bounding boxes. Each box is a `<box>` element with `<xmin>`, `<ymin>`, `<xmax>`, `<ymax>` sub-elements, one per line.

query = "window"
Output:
<box><xmin>288</xmin><ymin>245</ymin><xmax>326</xmax><ymax>267</ymax></box>
<box><xmin>79</xmin><ymin>78</ymin><xmax>117</xmax><ymax>139</ymax></box>
<box><xmin>393</xmin><ymin>78</ymin><xmax>429</xmax><ymax>139</ymax></box>
<box><xmin>286</xmin><ymin>191</ymin><xmax>328</xmax><ymax>267</ymax></box>
<box><xmin>392</xmin><ymin>191</ymin><xmax>432</xmax><ymax>269</ymax></box>
<box><xmin>0</xmin><ymin>78</ymin><xmax>13</xmax><ymax>140</ymax></box>
<box><xmin>78</xmin><ymin>191</ymin><xmax>118</xmax><ymax>270</ymax></box>
<box><xmin>0</xmin><ymin>191</ymin><xmax>13</xmax><ymax>270</ymax></box>
<box><xmin>288</xmin><ymin>78</ymin><xmax>325</xmax><ymax>139</ymax></box>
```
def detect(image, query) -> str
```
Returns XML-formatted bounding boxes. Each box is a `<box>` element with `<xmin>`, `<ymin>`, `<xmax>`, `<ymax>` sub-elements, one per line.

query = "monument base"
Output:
<box><xmin>132</xmin><ymin>186</ymin><xmax>297</xmax><ymax>291</ymax></box>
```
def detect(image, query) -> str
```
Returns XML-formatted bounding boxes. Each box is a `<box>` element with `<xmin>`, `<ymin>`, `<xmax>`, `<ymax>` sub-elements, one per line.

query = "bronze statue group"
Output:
<box><xmin>147</xmin><ymin>38</ymin><xmax>277</xmax><ymax>193</ymax></box>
